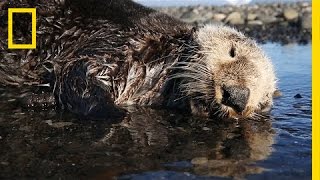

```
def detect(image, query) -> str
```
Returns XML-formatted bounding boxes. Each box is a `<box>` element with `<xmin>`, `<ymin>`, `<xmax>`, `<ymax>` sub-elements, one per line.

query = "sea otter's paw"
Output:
<box><xmin>54</xmin><ymin>58</ymin><xmax>122</xmax><ymax>118</ymax></box>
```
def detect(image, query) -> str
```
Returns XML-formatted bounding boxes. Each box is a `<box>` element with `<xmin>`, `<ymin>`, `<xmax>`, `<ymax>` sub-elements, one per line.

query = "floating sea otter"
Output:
<box><xmin>0</xmin><ymin>0</ymin><xmax>276</xmax><ymax>119</ymax></box>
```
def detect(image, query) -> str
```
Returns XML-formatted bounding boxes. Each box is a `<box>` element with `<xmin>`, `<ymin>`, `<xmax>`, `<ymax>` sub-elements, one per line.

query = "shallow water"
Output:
<box><xmin>0</xmin><ymin>43</ymin><xmax>311</xmax><ymax>179</ymax></box>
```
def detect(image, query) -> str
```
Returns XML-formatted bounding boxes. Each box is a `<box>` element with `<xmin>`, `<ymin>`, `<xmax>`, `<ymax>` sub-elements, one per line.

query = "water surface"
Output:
<box><xmin>0</xmin><ymin>43</ymin><xmax>311</xmax><ymax>179</ymax></box>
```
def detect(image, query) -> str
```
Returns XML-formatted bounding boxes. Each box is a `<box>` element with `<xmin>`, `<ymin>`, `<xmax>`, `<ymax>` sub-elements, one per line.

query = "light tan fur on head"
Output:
<box><xmin>180</xmin><ymin>24</ymin><xmax>276</xmax><ymax>119</ymax></box>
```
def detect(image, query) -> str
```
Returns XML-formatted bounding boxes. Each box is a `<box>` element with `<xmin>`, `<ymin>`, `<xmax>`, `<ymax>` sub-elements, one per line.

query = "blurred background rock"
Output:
<box><xmin>135</xmin><ymin>0</ymin><xmax>311</xmax><ymax>44</ymax></box>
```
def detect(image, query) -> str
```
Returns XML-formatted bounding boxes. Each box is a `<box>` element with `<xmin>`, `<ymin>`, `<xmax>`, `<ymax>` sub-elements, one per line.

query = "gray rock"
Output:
<box><xmin>283</xmin><ymin>8</ymin><xmax>299</xmax><ymax>21</ymax></box>
<box><xmin>180</xmin><ymin>11</ymin><xmax>195</xmax><ymax>19</ymax></box>
<box><xmin>204</xmin><ymin>20</ymin><xmax>224</xmax><ymax>25</ymax></box>
<box><xmin>181</xmin><ymin>18</ymin><xmax>197</xmax><ymax>24</ymax></box>
<box><xmin>180</xmin><ymin>11</ymin><xmax>203</xmax><ymax>23</ymax></box>
<box><xmin>247</xmin><ymin>13</ymin><xmax>258</xmax><ymax>21</ymax></box>
<box><xmin>248</xmin><ymin>20</ymin><xmax>263</xmax><ymax>26</ymax></box>
<box><xmin>191</xmin><ymin>157</ymin><xmax>209</xmax><ymax>165</ymax></box>
<box><xmin>303</xmin><ymin>6</ymin><xmax>312</xmax><ymax>13</ymax></box>
<box><xmin>45</xmin><ymin>120</ymin><xmax>73</xmax><ymax>128</ymax></box>
<box><xmin>301</xmin><ymin>2</ymin><xmax>310</xmax><ymax>7</ymax></box>
<box><xmin>213</xmin><ymin>13</ymin><xmax>227</xmax><ymax>21</ymax></box>
<box><xmin>273</xmin><ymin>90</ymin><xmax>282</xmax><ymax>98</ymax></box>
<box><xmin>51</xmin><ymin>122</ymin><xmax>73</xmax><ymax>128</ymax></box>
<box><xmin>248</xmin><ymin>5</ymin><xmax>259</xmax><ymax>11</ymax></box>
<box><xmin>192</xmin><ymin>8</ymin><xmax>200</xmax><ymax>15</ymax></box>
<box><xmin>259</xmin><ymin>15</ymin><xmax>279</xmax><ymax>24</ymax></box>
<box><xmin>280</xmin><ymin>21</ymin><xmax>289</xmax><ymax>27</ymax></box>
<box><xmin>301</xmin><ymin>13</ymin><xmax>311</xmax><ymax>29</ymax></box>
<box><xmin>0</xmin><ymin>162</ymin><xmax>9</xmax><ymax>166</ymax></box>
<box><xmin>203</xmin><ymin>11</ymin><xmax>214</xmax><ymax>20</ymax></box>
<box><xmin>225</xmin><ymin>12</ymin><xmax>245</xmax><ymax>25</ymax></box>
<box><xmin>202</xmin><ymin>127</ymin><xmax>211</xmax><ymax>131</ymax></box>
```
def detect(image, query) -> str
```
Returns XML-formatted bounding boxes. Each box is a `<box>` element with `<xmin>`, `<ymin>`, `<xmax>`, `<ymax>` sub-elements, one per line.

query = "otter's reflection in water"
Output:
<box><xmin>95</xmin><ymin>107</ymin><xmax>275</xmax><ymax>179</ymax></box>
<box><xmin>0</xmin><ymin>101</ymin><xmax>275</xmax><ymax>179</ymax></box>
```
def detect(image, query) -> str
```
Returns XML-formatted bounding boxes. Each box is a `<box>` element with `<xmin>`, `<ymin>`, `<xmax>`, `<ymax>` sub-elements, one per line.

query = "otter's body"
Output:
<box><xmin>0</xmin><ymin>0</ymin><xmax>276</xmax><ymax>119</ymax></box>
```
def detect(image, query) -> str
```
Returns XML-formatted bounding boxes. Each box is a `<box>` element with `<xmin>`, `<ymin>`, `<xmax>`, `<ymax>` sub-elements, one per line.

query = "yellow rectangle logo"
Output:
<box><xmin>8</xmin><ymin>8</ymin><xmax>36</xmax><ymax>49</ymax></box>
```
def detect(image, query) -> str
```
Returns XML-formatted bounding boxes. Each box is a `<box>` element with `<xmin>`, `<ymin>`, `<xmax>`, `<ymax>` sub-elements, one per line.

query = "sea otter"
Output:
<box><xmin>0</xmin><ymin>0</ymin><xmax>276</xmax><ymax>119</ymax></box>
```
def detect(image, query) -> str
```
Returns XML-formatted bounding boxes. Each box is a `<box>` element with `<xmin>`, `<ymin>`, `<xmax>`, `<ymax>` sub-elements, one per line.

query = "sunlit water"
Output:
<box><xmin>0</xmin><ymin>43</ymin><xmax>311</xmax><ymax>179</ymax></box>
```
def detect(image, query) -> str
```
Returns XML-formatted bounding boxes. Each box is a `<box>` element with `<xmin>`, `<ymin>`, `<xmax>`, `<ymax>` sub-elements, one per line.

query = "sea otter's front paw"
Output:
<box><xmin>54</xmin><ymin>58</ymin><xmax>123</xmax><ymax>119</ymax></box>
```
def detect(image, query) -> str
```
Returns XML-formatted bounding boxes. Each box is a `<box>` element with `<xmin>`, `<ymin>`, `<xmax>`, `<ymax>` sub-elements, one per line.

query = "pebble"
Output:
<box><xmin>202</xmin><ymin>127</ymin><xmax>211</xmax><ymax>131</ymax></box>
<box><xmin>301</xmin><ymin>2</ymin><xmax>310</xmax><ymax>8</ymax></box>
<box><xmin>191</xmin><ymin>157</ymin><xmax>209</xmax><ymax>165</ymax></box>
<box><xmin>248</xmin><ymin>20</ymin><xmax>263</xmax><ymax>26</ymax></box>
<box><xmin>294</xmin><ymin>94</ymin><xmax>303</xmax><ymax>99</ymax></box>
<box><xmin>19</xmin><ymin>126</ymin><xmax>32</xmax><ymax>132</ymax></box>
<box><xmin>258</xmin><ymin>15</ymin><xmax>279</xmax><ymax>24</ymax></box>
<box><xmin>203</xmin><ymin>11</ymin><xmax>214</xmax><ymax>19</ymax></box>
<box><xmin>273</xmin><ymin>90</ymin><xmax>282</xmax><ymax>98</ymax></box>
<box><xmin>51</xmin><ymin>122</ymin><xmax>73</xmax><ymax>128</ymax></box>
<box><xmin>283</xmin><ymin>8</ymin><xmax>299</xmax><ymax>21</ymax></box>
<box><xmin>301</xmin><ymin>13</ymin><xmax>312</xmax><ymax>29</ymax></box>
<box><xmin>180</xmin><ymin>11</ymin><xmax>195</xmax><ymax>19</ymax></box>
<box><xmin>225</xmin><ymin>12</ymin><xmax>244</xmax><ymax>25</ymax></box>
<box><xmin>213</xmin><ymin>13</ymin><xmax>227</xmax><ymax>21</ymax></box>
<box><xmin>0</xmin><ymin>161</ymin><xmax>9</xmax><ymax>166</ymax></box>
<box><xmin>247</xmin><ymin>13</ymin><xmax>258</xmax><ymax>21</ymax></box>
<box><xmin>45</xmin><ymin>120</ymin><xmax>73</xmax><ymax>128</ymax></box>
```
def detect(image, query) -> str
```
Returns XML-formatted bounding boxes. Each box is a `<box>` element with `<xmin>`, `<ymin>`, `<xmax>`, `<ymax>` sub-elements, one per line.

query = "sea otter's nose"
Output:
<box><xmin>222</xmin><ymin>85</ymin><xmax>250</xmax><ymax>113</ymax></box>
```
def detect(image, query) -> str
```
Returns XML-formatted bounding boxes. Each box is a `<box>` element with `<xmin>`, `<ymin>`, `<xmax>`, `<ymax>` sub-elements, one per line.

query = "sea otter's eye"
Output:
<box><xmin>229</xmin><ymin>46</ymin><xmax>236</xmax><ymax>58</ymax></box>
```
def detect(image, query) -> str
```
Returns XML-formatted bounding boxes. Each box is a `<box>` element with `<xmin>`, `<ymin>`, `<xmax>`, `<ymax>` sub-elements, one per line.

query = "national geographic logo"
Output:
<box><xmin>8</xmin><ymin>8</ymin><xmax>36</xmax><ymax>49</ymax></box>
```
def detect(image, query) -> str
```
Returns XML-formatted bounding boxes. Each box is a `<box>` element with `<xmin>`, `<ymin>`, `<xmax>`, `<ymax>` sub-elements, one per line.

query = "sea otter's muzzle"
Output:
<box><xmin>221</xmin><ymin>85</ymin><xmax>250</xmax><ymax>113</ymax></box>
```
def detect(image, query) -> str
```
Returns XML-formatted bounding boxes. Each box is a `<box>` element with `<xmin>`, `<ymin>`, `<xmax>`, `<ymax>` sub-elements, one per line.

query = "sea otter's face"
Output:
<box><xmin>182</xmin><ymin>25</ymin><xmax>276</xmax><ymax>119</ymax></box>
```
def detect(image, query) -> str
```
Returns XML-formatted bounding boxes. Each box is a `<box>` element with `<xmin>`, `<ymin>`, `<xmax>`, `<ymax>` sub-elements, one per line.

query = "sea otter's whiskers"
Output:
<box><xmin>174</xmin><ymin>64</ymin><xmax>211</xmax><ymax>80</ymax></box>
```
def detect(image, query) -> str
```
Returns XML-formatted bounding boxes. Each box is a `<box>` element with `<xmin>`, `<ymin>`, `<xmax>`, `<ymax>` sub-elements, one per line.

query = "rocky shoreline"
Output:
<box><xmin>157</xmin><ymin>2</ymin><xmax>311</xmax><ymax>44</ymax></box>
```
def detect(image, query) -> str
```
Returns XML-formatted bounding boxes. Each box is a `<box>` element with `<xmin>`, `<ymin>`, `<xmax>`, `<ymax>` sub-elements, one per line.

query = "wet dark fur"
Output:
<box><xmin>0</xmin><ymin>0</ymin><xmax>200</xmax><ymax>117</ymax></box>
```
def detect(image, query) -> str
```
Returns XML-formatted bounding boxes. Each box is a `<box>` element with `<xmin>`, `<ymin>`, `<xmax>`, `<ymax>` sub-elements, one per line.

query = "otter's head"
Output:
<box><xmin>179</xmin><ymin>25</ymin><xmax>276</xmax><ymax>119</ymax></box>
